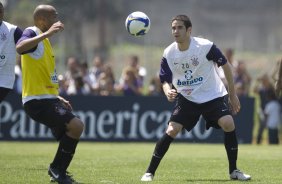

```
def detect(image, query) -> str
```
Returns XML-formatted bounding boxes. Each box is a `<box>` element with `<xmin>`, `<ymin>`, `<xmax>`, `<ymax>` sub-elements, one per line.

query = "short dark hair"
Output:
<box><xmin>171</xmin><ymin>15</ymin><xmax>192</xmax><ymax>30</ymax></box>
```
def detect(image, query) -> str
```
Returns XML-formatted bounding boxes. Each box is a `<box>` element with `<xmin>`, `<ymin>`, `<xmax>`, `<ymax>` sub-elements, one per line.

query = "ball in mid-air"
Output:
<box><xmin>125</xmin><ymin>11</ymin><xmax>150</xmax><ymax>37</ymax></box>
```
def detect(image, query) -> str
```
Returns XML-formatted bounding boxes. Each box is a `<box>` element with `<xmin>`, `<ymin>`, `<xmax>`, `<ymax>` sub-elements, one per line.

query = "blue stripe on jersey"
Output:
<box><xmin>14</xmin><ymin>27</ymin><xmax>23</xmax><ymax>44</ymax></box>
<box><xmin>159</xmin><ymin>57</ymin><xmax>173</xmax><ymax>83</ymax></box>
<box><xmin>206</xmin><ymin>44</ymin><xmax>227</xmax><ymax>66</ymax></box>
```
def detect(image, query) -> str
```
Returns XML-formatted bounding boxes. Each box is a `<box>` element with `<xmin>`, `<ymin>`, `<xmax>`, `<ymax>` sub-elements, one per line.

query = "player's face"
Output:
<box><xmin>42</xmin><ymin>9</ymin><xmax>59</xmax><ymax>32</ymax></box>
<box><xmin>171</xmin><ymin>20</ymin><xmax>191</xmax><ymax>43</ymax></box>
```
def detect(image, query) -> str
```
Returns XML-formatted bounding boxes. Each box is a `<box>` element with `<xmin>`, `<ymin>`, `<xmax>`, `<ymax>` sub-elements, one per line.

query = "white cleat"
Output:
<box><xmin>141</xmin><ymin>173</ymin><xmax>154</xmax><ymax>182</ymax></box>
<box><xmin>230</xmin><ymin>170</ymin><xmax>251</xmax><ymax>181</ymax></box>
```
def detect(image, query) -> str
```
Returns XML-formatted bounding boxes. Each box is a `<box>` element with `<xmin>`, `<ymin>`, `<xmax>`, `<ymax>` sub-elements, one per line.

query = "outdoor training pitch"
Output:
<box><xmin>0</xmin><ymin>142</ymin><xmax>281</xmax><ymax>184</ymax></box>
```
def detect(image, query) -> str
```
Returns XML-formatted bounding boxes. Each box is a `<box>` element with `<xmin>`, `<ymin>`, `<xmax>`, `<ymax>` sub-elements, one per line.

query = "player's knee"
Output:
<box><xmin>166</xmin><ymin>124</ymin><xmax>181</xmax><ymax>138</ymax></box>
<box><xmin>67</xmin><ymin>118</ymin><xmax>84</xmax><ymax>137</ymax></box>
<box><xmin>222</xmin><ymin>122</ymin><xmax>235</xmax><ymax>132</ymax></box>
<box><xmin>218</xmin><ymin>115</ymin><xmax>235</xmax><ymax>132</ymax></box>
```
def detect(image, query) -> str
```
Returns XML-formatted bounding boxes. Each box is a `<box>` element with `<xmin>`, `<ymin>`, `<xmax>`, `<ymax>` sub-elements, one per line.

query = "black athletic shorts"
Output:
<box><xmin>170</xmin><ymin>94</ymin><xmax>231</xmax><ymax>131</ymax></box>
<box><xmin>23</xmin><ymin>98</ymin><xmax>76</xmax><ymax>140</ymax></box>
<box><xmin>0</xmin><ymin>87</ymin><xmax>12</xmax><ymax>103</ymax></box>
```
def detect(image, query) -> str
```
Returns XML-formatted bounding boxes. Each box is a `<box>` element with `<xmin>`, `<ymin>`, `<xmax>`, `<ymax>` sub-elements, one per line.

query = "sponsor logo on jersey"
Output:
<box><xmin>0</xmin><ymin>55</ymin><xmax>5</xmax><ymax>60</ymax></box>
<box><xmin>184</xmin><ymin>70</ymin><xmax>192</xmax><ymax>80</ymax></box>
<box><xmin>50</xmin><ymin>70</ymin><xmax>58</xmax><ymax>84</ymax></box>
<box><xmin>0</xmin><ymin>55</ymin><xmax>6</xmax><ymax>66</ymax></box>
<box><xmin>177</xmin><ymin>76</ymin><xmax>203</xmax><ymax>86</ymax></box>
<box><xmin>181</xmin><ymin>88</ymin><xmax>193</xmax><ymax>95</ymax></box>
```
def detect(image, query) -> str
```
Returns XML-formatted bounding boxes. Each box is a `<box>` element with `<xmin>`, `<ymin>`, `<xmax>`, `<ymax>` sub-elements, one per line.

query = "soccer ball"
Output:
<box><xmin>125</xmin><ymin>11</ymin><xmax>150</xmax><ymax>36</ymax></box>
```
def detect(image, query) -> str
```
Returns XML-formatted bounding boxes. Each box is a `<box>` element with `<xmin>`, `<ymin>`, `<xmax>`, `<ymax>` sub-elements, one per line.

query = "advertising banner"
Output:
<box><xmin>0</xmin><ymin>93</ymin><xmax>254</xmax><ymax>143</ymax></box>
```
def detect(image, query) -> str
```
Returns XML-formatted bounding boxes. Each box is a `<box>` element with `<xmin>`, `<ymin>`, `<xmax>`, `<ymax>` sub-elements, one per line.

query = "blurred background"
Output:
<box><xmin>4</xmin><ymin>0</ymin><xmax>282</xmax><ymax>84</ymax></box>
<box><xmin>1</xmin><ymin>0</ymin><xmax>282</xmax><ymax>143</ymax></box>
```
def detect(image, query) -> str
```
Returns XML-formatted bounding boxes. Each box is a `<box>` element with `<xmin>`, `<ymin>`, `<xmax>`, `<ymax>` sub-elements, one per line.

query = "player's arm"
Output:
<box><xmin>222</xmin><ymin>59</ymin><xmax>241</xmax><ymax>114</ymax></box>
<box><xmin>159</xmin><ymin>57</ymin><xmax>177</xmax><ymax>102</ymax></box>
<box><xmin>16</xmin><ymin>29</ymin><xmax>38</xmax><ymax>54</ymax></box>
<box><xmin>16</xmin><ymin>21</ymin><xmax>64</xmax><ymax>54</ymax></box>
<box><xmin>162</xmin><ymin>82</ymin><xmax>177</xmax><ymax>102</ymax></box>
<box><xmin>16</xmin><ymin>31</ymin><xmax>47</xmax><ymax>54</ymax></box>
<box><xmin>206</xmin><ymin>44</ymin><xmax>240</xmax><ymax>114</ymax></box>
<box><xmin>275</xmin><ymin>59</ymin><xmax>282</xmax><ymax>96</ymax></box>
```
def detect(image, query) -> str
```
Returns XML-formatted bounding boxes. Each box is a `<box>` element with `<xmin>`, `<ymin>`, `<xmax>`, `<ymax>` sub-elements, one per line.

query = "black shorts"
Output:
<box><xmin>0</xmin><ymin>87</ymin><xmax>12</xmax><ymax>103</ymax></box>
<box><xmin>23</xmin><ymin>98</ymin><xmax>76</xmax><ymax>140</ymax></box>
<box><xmin>170</xmin><ymin>94</ymin><xmax>231</xmax><ymax>131</ymax></box>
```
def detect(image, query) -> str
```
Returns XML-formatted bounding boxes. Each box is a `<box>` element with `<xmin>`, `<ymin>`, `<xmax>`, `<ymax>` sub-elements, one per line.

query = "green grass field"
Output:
<box><xmin>0</xmin><ymin>142</ymin><xmax>281</xmax><ymax>184</ymax></box>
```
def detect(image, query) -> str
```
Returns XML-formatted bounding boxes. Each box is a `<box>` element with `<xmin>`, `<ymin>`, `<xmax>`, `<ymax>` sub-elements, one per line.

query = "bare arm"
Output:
<box><xmin>16</xmin><ymin>21</ymin><xmax>64</xmax><ymax>54</ymax></box>
<box><xmin>221</xmin><ymin>62</ymin><xmax>241</xmax><ymax>114</ymax></box>
<box><xmin>275</xmin><ymin>59</ymin><xmax>282</xmax><ymax>96</ymax></box>
<box><xmin>162</xmin><ymin>82</ymin><xmax>178</xmax><ymax>102</ymax></box>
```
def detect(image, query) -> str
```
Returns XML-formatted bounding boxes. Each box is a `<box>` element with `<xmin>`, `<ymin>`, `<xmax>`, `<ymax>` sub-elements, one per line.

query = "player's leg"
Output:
<box><xmin>24</xmin><ymin>98</ymin><xmax>84</xmax><ymax>183</ymax></box>
<box><xmin>218</xmin><ymin>115</ymin><xmax>251</xmax><ymax>181</ymax></box>
<box><xmin>141</xmin><ymin>95</ymin><xmax>200</xmax><ymax>182</ymax></box>
<box><xmin>50</xmin><ymin>117</ymin><xmax>84</xmax><ymax>172</ymax></box>
<box><xmin>218</xmin><ymin>115</ymin><xmax>237</xmax><ymax>172</ymax></box>
<box><xmin>203</xmin><ymin>96</ymin><xmax>250</xmax><ymax>181</ymax></box>
<box><xmin>141</xmin><ymin>121</ymin><xmax>182</xmax><ymax>181</ymax></box>
<box><xmin>48</xmin><ymin>100</ymin><xmax>84</xmax><ymax>183</ymax></box>
<box><xmin>268</xmin><ymin>128</ymin><xmax>279</xmax><ymax>144</ymax></box>
<box><xmin>256</xmin><ymin>118</ymin><xmax>265</xmax><ymax>144</ymax></box>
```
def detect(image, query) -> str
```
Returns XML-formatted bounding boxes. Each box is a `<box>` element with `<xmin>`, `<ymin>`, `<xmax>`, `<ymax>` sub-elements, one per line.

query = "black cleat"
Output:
<box><xmin>48</xmin><ymin>166</ymin><xmax>78</xmax><ymax>184</ymax></box>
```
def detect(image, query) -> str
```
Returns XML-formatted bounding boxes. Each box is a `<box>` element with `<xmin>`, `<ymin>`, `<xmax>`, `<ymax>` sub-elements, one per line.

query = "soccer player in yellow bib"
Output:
<box><xmin>16</xmin><ymin>5</ymin><xmax>84</xmax><ymax>184</ymax></box>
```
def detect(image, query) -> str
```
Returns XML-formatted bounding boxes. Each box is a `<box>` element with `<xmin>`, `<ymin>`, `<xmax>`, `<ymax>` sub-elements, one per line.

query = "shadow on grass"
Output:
<box><xmin>185</xmin><ymin>178</ymin><xmax>231</xmax><ymax>182</ymax></box>
<box><xmin>26</xmin><ymin>168</ymin><xmax>46</xmax><ymax>170</ymax></box>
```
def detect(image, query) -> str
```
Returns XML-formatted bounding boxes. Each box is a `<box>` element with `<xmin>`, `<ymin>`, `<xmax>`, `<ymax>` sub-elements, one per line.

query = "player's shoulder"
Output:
<box><xmin>24</xmin><ymin>26</ymin><xmax>38</xmax><ymax>33</ymax></box>
<box><xmin>22</xmin><ymin>26</ymin><xmax>40</xmax><ymax>37</ymax></box>
<box><xmin>193</xmin><ymin>36</ymin><xmax>213</xmax><ymax>46</ymax></box>
<box><xmin>2</xmin><ymin>21</ymin><xmax>17</xmax><ymax>29</ymax></box>
<box><xmin>163</xmin><ymin>42</ymin><xmax>177</xmax><ymax>57</ymax></box>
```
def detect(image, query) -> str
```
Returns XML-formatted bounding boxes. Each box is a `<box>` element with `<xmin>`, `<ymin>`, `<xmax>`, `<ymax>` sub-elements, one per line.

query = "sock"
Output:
<box><xmin>50</xmin><ymin>134</ymin><xmax>79</xmax><ymax>172</ymax></box>
<box><xmin>146</xmin><ymin>133</ymin><xmax>174</xmax><ymax>175</ymax></box>
<box><xmin>224</xmin><ymin>130</ymin><xmax>238</xmax><ymax>174</ymax></box>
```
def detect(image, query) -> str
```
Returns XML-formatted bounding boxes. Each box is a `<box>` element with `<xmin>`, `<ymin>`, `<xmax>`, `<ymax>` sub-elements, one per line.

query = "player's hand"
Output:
<box><xmin>228</xmin><ymin>94</ymin><xmax>240</xmax><ymax>115</ymax></box>
<box><xmin>166</xmin><ymin>89</ymin><xmax>178</xmax><ymax>102</ymax></box>
<box><xmin>58</xmin><ymin>96</ymin><xmax>73</xmax><ymax>111</ymax></box>
<box><xmin>275</xmin><ymin>80</ymin><xmax>282</xmax><ymax>97</ymax></box>
<box><xmin>45</xmin><ymin>21</ymin><xmax>64</xmax><ymax>37</ymax></box>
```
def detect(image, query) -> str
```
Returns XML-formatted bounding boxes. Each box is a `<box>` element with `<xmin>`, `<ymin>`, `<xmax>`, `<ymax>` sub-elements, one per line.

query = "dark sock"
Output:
<box><xmin>146</xmin><ymin>133</ymin><xmax>174</xmax><ymax>175</ymax></box>
<box><xmin>50</xmin><ymin>134</ymin><xmax>79</xmax><ymax>172</ymax></box>
<box><xmin>224</xmin><ymin>130</ymin><xmax>238</xmax><ymax>174</ymax></box>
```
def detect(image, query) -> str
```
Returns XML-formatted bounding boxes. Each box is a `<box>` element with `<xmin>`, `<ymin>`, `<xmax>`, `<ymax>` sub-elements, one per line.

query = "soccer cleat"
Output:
<box><xmin>50</xmin><ymin>171</ymin><xmax>74</xmax><ymax>182</ymax></box>
<box><xmin>141</xmin><ymin>173</ymin><xmax>154</xmax><ymax>182</ymax></box>
<box><xmin>48</xmin><ymin>166</ymin><xmax>77</xmax><ymax>184</ymax></box>
<box><xmin>230</xmin><ymin>169</ymin><xmax>251</xmax><ymax>181</ymax></box>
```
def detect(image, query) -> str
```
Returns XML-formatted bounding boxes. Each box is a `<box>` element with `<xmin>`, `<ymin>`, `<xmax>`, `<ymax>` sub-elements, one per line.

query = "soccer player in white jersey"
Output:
<box><xmin>0</xmin><ymin>2</ymin><xmax>22</xmax><ymax>102</ymax></box>
<box><xmin>141</xmin><ymin>15</ymin><xmax>251</xmax><ymax>182</ymax></box>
